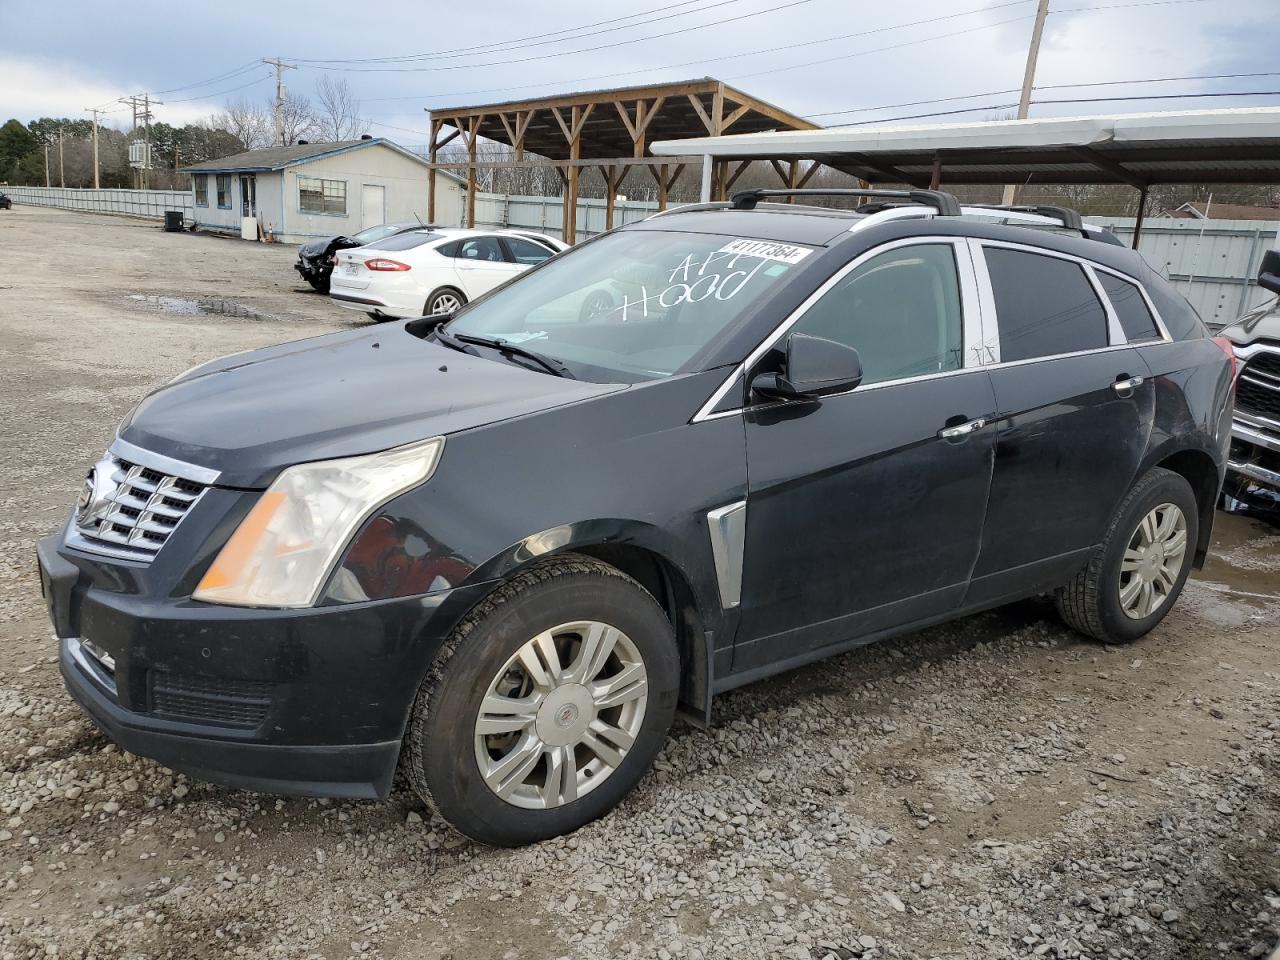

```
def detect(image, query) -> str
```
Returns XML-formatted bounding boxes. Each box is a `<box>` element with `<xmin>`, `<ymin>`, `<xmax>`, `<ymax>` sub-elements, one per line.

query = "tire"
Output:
<box><xmin>307</xmin><ymin>274</ymin><xmax>331</xmax><ymax>294</ymax></box>
<box><xmin>1055</xmin><ymin>467</ymin><xmax>1198</xmax><ymax>644</ymax></box>
<box><xmin>404</xmin><ymin>555</ymin><xmax>679</xmax><ymax>846</ymax></box>
<box><xmin>425</xmin><ymin>287</ymin><xmax>466</xmax><ymax>316</ymax></box>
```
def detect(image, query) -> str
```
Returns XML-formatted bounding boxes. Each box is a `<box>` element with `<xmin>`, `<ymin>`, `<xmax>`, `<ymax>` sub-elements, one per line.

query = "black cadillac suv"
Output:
<box><xmin>38</xmin><ymin>189</ymin><xmax>1235</xmax><ymax>846</ymax></box>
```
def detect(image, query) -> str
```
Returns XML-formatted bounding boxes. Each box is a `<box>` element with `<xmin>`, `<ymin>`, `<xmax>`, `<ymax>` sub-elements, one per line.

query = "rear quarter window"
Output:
<box><xmin>984</xmin><ymin>247</ymin><xmax>1109</xmax><ymax>361</ymax></box>
<box><xmin>1097</xmin><ymin>272</ymin><xmax>1161</xmax><ymax>341</ymax></box>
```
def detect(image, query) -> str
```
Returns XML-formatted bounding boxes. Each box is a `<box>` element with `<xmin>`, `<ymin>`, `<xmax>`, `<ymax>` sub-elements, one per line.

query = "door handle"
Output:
<box><xmin>1112</xmin><ymin>375</ymin><xmax>1144</xmax><ymax>398</ymax></box>
<box><xmin>938</xmin><ymin>417</ymin><xmax>986</xmax><ymax>440</ymax></box>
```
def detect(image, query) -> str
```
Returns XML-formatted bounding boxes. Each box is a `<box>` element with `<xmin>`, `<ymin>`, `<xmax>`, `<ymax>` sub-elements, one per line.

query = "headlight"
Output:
<box><xmin>193</xmin><ymin>437</ymin><xmax>444</xmax><ymax>608</ymax></box>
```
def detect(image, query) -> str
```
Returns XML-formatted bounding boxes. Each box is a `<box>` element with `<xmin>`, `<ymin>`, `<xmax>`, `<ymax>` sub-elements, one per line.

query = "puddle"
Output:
<box><xmin>126</xmin><ymin>294</ymin><xmax>275</xmax><ymax>321</ymax></box>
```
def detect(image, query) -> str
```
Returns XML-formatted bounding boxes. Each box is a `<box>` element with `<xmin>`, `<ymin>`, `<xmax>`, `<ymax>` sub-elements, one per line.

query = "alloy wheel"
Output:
<box><xmin>431</xmin><ymin>293</ymin><xmax>462</xmax><ymax>314</ymax></box>
<box><xmin>473</xmin><ymin>620</ymin><xmax>648</xmax><ymax>810</ymax></box>
<box><xmin>1118</xmin><ymin>502</ymin><xmax>1188</xmax><ymax>620</ymax></box>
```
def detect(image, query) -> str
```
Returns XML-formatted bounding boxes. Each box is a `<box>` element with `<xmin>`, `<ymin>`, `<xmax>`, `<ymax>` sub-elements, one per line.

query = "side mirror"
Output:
<box><xmin>1259</xmin><ymin>249</ymin><xmax>1280</xmax><ymax>295</ymax></box>
<box><xmin>751</xmin><ymin>333</ymin><xmax>863</xmax><ymax>400</ymax></box>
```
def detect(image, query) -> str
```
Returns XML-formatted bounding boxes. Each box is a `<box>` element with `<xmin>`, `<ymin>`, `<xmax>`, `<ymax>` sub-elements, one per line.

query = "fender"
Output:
<box><xmin>465</xmin><ymin>518</ymin><xmax>733</xmax><ymax>725</ymax></box>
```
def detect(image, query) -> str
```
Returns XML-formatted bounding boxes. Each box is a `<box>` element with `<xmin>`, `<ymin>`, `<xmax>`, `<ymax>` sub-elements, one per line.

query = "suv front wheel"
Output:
<box><xmin>1056</xmin><ymin>467</ymin><xmax>1198</xmax><ymax>644</ymax></box>
<box><xmin>403</xmin><ymin>555</ymin><xmax>680</xmax><ymax>846</ymax></box>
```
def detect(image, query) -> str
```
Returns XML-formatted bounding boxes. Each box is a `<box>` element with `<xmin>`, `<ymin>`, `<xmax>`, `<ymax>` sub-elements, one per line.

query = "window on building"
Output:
<box><xmin>298</xmin><ymin>176</ymin><xmax>347</xmax><ymax>215</ymax></box>
<box><xmin>984</xmin><ymin>248</ymin><xmax>1109</xmax><ymax>361</ymax></box>
<box><xmin>1098</xmin><ymin>272</ymin><xmax>1161</xmax><ymax>342</ymax></box>
<box><xmin>194</xmin><ymin>174</ymin><xmax>208</xmax><ymax>206</ymax></box>
<box><xmin>215</xmin><ymin>174</ymin><xmax>232</xmax><ymax>209</ymax></box>
<box><xmin>788</xmin><ymin>243</ymin><xmax>964</xmax><ymax>386</ymax></box>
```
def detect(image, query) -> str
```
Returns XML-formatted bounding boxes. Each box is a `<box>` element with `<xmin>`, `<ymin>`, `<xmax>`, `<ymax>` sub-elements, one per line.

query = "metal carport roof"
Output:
<box><xmin>648</xmin><ymin>107</ymin><xmax>1280</xmax><ymax>188</ymax></box>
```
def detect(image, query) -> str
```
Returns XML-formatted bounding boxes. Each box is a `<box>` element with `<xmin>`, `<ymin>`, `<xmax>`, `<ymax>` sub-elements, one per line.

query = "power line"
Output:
<box><xmin>808</xmin><ymin>70</ymin><xmax>1280</xmax><ymax>120</ymax></box>
<box><xmin>304</xmin><ymin>0</ymin><xmax>818</xmax><ymax>73</ymax></box>
<box><xmin>838</xmin><ymin>88</ymin><xmax>1280</xmax><ymax>126</ymax></box>
<box><xmin>163</xmin><ymin>72</ymin><xmax>274</xmax><ymax>104</ymax></box>
<box><xmin>294</xmin><ymin>0</ymin><xmax>746</xmax><ymax>65</ymax></box>
<box><xmin>145</xmin><ymin>60</ymin><xmax>265</xmax><ymax>96</ymax></box>
<box><xmin>363</xmin><ymin>0</ymin><xmax>1033</xmax><ymax>103</ymax></box>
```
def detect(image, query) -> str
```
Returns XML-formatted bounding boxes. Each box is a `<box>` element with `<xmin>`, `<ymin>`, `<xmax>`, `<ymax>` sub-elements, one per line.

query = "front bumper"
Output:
<box><xmin>38</xmin><ymin>534</ymin><xmax>490</xmax><ymax>799</ymax></box>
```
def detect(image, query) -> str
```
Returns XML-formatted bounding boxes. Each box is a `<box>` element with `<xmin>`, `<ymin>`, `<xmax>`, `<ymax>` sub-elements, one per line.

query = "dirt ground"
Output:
<box><xmin>0</xmin><ymin>206</ymin><xmax>1277</xmax><ymax>960</ymax></box>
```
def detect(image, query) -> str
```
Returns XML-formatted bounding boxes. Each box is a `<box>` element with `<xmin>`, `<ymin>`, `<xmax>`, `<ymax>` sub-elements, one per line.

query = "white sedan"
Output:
<box><xmin>329</xmin><ymin>228</ymin><xmax>567</xmax><ymax>320</ymax></box>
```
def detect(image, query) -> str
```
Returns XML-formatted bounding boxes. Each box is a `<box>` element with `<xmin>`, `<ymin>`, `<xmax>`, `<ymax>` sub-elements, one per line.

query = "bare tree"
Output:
<box><xmin>313</xmin><ymin>77</ymin><xmax>369</xmax><ymax>142</ymax></box>
<box><xmin>277</xmin><ymin>91</ymin><xmax>317</xmax><ymax>146</ymax></box>
<box><xmin>215</xmin><ymin>99</ymin><xmax>271</xmax><ymax>150</ymax></box>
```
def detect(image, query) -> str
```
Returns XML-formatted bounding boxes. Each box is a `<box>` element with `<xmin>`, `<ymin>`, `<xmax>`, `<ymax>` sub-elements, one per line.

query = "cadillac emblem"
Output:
<box><xmin>75</xmin><ymin>458</ymin><xmax>119</xmax><ymax>533</ymax></box>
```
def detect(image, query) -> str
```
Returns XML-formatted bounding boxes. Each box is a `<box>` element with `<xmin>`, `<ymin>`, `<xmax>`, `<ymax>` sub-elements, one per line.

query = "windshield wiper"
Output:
<box><xmin>451</xmin><ymin>332</ymin><xmax>576</xmax><ymax>380</ymax></box>
<box><xmin>431</xmin><ymin>327</ymin><xmax>474</xmax><ymax>355</ymax></box>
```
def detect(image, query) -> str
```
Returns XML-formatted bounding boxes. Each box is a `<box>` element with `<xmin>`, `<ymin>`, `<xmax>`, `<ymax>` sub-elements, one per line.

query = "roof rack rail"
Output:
<box><xmin>730</xmin><ymin>188</ymin><xmax>962</xmax><ymax>217</ymax></box>
<box><xmin>965</xmin><ymin>204</ymin><xmax>1084</xmax><ymax>233</ymax></box>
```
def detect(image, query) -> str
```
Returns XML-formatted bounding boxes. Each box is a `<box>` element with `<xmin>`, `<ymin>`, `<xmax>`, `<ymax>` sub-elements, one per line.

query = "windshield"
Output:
<box><xmin>443</xmin><ymin>230</ymin><xmax>813</xmax><ymax>382</ymax></box>
<box><xmin>352</xmin><ymin>223</ymin><xmax>412</xmax><ymax>246</ymax></box>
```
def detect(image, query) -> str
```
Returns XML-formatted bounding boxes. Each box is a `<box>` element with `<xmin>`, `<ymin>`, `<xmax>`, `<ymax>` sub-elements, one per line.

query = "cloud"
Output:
<box><xmin>0</xmin><ymin>55</ymin><xmax>265</xmax><ymax>129</ymax></box>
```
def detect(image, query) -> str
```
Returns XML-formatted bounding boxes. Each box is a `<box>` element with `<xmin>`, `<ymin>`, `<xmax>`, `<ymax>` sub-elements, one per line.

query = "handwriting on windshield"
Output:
<box><xmin>618</xmin><ymin>244</ymin><xmax>806</xmax><ymax>322</ymax></box>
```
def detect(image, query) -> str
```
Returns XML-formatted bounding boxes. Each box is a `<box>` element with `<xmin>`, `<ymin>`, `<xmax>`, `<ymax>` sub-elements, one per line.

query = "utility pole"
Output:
<box><xmin>120</xmin><ymin>94</ymin><xmax>161</xmax><ymax>189</ymax></box>
<box><xmin>43</xmin><ymin>140</ymin><xmax>50</xmax><ymax>187</ymax></box>
<box><xmin>58</xmin><ymin>126</ymin><xmax>65</xmax><ymax>188</ymax></box>
<box><xmin>85</xmin><ymin>107</ymin><xmax>104</xmax><ymax>188</ymax></box>
<box><xmin>1002</xmin><ymin>0</ymin><xmax>1050</xmax><ymax>205</ymax></box>
<box><xmin>263</xmin><ymin>58</ymin><xmax>297</xmax><ymax>146</ymax></box>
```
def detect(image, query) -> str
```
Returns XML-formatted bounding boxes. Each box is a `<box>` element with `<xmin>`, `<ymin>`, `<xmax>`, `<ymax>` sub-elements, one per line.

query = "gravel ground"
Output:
<box><xmin>1</xmin><ymin>206</ymin><xmax>1278</xmax><ymax>960</ymax></box>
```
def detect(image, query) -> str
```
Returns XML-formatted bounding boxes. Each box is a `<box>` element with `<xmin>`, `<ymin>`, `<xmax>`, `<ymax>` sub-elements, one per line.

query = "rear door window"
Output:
<box><xmin>984</xmin><ymin>247</ymin><xmax>1109</xmax><ymax>361</ymax></box>
<box><xmin>458</xmin><ymin>237</ymin><xmax>507</xmax><ymax>262</ymax></box>
<box><xmin>503</xmin><ymin>236</ymin><xmax>556</xmax><ymax>265</ymax></box>
<box><xmin>1097</xmin><ymin>271</ymin><xmax>1161</xmax><ymax>342</ymax></box>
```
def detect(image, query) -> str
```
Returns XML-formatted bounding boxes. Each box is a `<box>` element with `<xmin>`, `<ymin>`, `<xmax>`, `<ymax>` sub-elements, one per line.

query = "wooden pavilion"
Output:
<box><xmin>425</xmin><ymin>77</ymin><xmax>819</xmax><ymax>242</ymax></box>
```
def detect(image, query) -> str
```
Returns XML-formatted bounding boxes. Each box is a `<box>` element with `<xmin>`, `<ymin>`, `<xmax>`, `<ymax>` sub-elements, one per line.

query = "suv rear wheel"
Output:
<box><xmin>404</xmin><ymin>555</ymin><xmax>679</xmax><ymax>846</ymax></box>
<box><xmin>1056</xmin><ymin>467</ymin><xmax>1198</xmax><ymax>644</ymax></box>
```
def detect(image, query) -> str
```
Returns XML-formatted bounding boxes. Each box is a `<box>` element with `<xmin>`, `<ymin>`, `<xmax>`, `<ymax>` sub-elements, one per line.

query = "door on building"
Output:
<box><xmin>361</xmin><ymin>184</ymin><xmax>386</xmax><ymax>230</ymax></box>
<box><xmin>240</xmin><ymin>175</ymin><xmax>256</xmax><ymax>217</ymax></box>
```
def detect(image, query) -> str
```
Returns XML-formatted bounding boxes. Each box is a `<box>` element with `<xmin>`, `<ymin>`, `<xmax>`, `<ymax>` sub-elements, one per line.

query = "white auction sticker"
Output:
<box><xmin>716</xmin><ymin>238</ymin><xmax>813</xmax><ymax>265</ymax></box>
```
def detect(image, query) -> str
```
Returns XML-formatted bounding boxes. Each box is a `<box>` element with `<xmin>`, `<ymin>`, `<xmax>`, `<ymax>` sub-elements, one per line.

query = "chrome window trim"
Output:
<box><xmin>971</xmin><ymin>238</ymin><xmax>1184</xmax><ymax>370</ymax></box>
<box><xmin>706</xmin><ymin>500</ymin><xmax>747</xmax><ymax>609</ymax></box>
<box><xmin>1088</xmin><ymin>262</ymin><xmax>1173</xmax><ymax>342</ymax></box>
<box><xmin>110</xmin><ymin>437</ymin><xmax>221</xmax><ymax>486</ymax></box>
<box><xmin>1082</xmin><ymin>263</ymin><xmax>1128</xmax><ymax>346</ymax></box>
<box><xmin>690</xmin><ymin>237</ymin><xmax>980</xmax><ymax>423</ymax></box>
<box><xmin>964</xmin><ymin>238</ymin><xmax>1001</xmax><ymax>364</ymax></box>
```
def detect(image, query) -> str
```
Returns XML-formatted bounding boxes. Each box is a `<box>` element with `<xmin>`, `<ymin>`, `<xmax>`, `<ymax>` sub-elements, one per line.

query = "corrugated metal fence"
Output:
<box><xmin>1086</xmin><ymin>216</ymin><xmax>1280</xmax><ymax>328</ymax></box>
<box><xmin>6</xmin><ymin>186</ymin><xmax>193</xmax><ymax>221</ymax></box>
<box><xmin>8</xmin><ymin>187</ymin><xmax>1277</xmax><ymax>326</ymax></box>
<box><xmin>473</xmin><ymin>192</ymin><xmax>657</xmax><ymax>239</ymax></box>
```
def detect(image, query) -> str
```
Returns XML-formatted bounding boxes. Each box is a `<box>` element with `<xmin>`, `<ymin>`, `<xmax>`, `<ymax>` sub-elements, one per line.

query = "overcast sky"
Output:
<box><xmin>2</xmin><ymin>0</ymin><xmax>1275</xmax><ymax>145</ymax></box>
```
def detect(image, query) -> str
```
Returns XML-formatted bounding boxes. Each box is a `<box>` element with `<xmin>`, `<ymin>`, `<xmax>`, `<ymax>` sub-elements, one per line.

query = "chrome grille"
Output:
<box><xmin>1237</xmin><ymin>348</ymin><xmax>1280</xmax><ymax>425</ymax></box>
<box><xmin>69</xmin><ymin>444</ymin><xmax>212</xmax><ymax>562</ymax></box>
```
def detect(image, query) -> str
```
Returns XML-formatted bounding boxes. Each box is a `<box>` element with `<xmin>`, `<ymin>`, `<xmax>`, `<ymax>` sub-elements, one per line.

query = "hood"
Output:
<box><xmin>120</xmin><ymin>324</ymin><xmax>621</xmax><ymax>487</ymax></box>
<box><xmin>298</xmin><ymin>236</ymin><xmax>341</xmax><ymax>257</ymax></box>
<box><xmin>1220</xmin><ymin>295</ymin><xmax>1280</xmax><ymax>344</ymax></box>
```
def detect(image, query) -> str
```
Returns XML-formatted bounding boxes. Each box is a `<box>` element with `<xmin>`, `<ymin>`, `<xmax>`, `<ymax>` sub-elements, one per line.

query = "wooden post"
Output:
<box><xmin>427</xmin><ymin>117</ymin><xmax>440</xmax><ymax>223</ymax></box>
<box><xmin>930</xmin><ymin>153</ymin><xmax>942</xmax><ymax>190</ymax></box>
<box><xmin>656</xmin><ymin>164</ymin><xmax>668</xmax><ymax>210</ymax></box>
<box><xmin>465</xmin><ymin>116</ymin><xmax>480</xmax><ymax>228</ymax></box>
<box><xmin>602</xmin><ymin>165</ymin><xmax>618</xmax><ymax>231</ymax></box>
<box><xmin>566</xmin><ymin>106</ymin><xmax>581</xmax><ymax>244</ymax></box>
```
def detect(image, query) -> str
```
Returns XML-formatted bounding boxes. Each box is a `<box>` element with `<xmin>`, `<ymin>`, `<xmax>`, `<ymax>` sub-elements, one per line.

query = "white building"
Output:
<box><xmin>182</xmin><ymin>138</ymin><xmax>467</xmax><ymax>243</ymax></box>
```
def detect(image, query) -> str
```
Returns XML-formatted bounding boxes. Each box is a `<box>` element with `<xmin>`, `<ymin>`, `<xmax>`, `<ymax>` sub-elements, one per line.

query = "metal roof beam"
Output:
<box><xmin>1067</xmin><ymin>145</ymin><xmax>1146</xmax><ymax>189</ymax></box>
